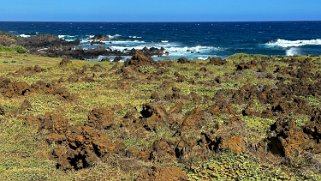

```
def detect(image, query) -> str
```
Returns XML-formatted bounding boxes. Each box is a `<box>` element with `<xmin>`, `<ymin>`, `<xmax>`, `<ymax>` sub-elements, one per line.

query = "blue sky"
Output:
<box><xmin>1</xmin><ymin>0</ymin><xmax>321</xmax><ymax>22</ymax></box>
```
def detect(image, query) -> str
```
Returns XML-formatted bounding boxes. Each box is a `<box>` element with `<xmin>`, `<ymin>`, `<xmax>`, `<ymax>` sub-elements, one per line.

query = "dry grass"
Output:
<box><xmin>0</xmin><ymin>51</ymin><xmax>321</xmax><ymax>180</ymax></box>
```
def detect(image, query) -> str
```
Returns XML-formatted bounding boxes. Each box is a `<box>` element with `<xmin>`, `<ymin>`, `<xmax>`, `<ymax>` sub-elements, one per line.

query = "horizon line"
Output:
<box><xmin>1</xmin><ymin>20</ymin><xmax>321</xmax><ymax>23</ymax></box>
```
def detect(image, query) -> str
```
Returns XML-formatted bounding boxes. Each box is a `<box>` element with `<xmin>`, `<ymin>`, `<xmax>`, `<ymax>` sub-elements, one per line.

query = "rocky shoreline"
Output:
<box><xmin>0</xmin><ymin>33</ymin><xmax>168</xmax><ymax>61</ymax></box>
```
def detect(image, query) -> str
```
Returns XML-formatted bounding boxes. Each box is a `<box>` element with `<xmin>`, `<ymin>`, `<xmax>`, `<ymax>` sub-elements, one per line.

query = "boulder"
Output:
<box><xmin>207</xmin><ymin>57</ymin><xmax>226</xmax><ymax>65</ymax></box>
<box><xmin>177</xmin><ymin>57</ymin><xmax>189</xmax><ymax>64</ymax></box>
<box><xmin>87</xmin><ymin>108</ymin><xmax>114</xmax><ymax>130</ymax></box>
<box><xmin>124</xmin><ymin>51</ymin><xmax>154</xmax><ymax>67</ymax></box>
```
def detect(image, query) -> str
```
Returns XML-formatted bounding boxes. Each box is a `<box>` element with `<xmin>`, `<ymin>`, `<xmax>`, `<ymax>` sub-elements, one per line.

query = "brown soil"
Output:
<box><xmin>137</xmin><ymin>166</ymin><xmax>188</xmax><ymax>181</ymax></box>
<box><xmin>2</xmin><ymin>52</ymin><xmax>321</xmax><ymax>179</ymax></box>
<box><xmin>140</xmin><ymin>103</ymin><xmax>169</xmax><ymax>132</ymax></box>
<box><xmin>0</xmin><ymin>78</ymin><xmax>75</xmax><ymax>101</ymax></box>
<box><xmin>220</xmin><ymin>135</ymin><xmax>246</xmax><ymax>154</ymax></box>
<box><xmin>180</xmin><ymin>107</ymin><xmax>205</xmax><ymax>130</ymax></box>
<box><xmin>31</xmin><ymin>81</ymin><xmax>76</xmax><ymax>101</ymax></box>
<box><xmin>38</xmin><ymin>112</ymin><xmax>123</xmax><ymax>170</ymax></box>
<box><xmin>10</xmin><ymin>65</ymin><xmax>47</xmax><ymax>76</ymax></box>
<box><xmin>87</xmin><ymin>108</ymin><xmax>114</xmax><ymax>130</ymax></box>
<box><xmin>150</xmin><ymin>139</ymin><xmax>176</xmax><ymax>163</ymax></box>
<box><xmin>0</xmin><ymin>78</ymin><xmax>31</xmax><ymax>98</ymax></box>
<box><xmin>266</xmin><ymin>117</ymin><xmax>321</xmax><ymax>158</ymax></box>
<box><xmin>67</xmin><ymin>72</ymin><xmax>95</xmax><ymax>83</ymax></box>
<box><xmin>124</xmin><ymin>50</ymin><xmax>155</xmax><ymax>67</ymax></box>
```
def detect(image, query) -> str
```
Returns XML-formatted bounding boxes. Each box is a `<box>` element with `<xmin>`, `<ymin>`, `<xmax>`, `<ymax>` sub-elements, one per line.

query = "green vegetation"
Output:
<box><xmin>0</xmin><ymin>45</ymin><xmax>27</xmax><ymax>53</ymax></box>
<box><xmin>0</xmin><ymin>51</ymin><xmax>321</xmax><ymax>180</ymax></box>
<box><xmin>188</xmin><ymin>151</ymin><xmax>292</xmax><ymax>180</ymax></box>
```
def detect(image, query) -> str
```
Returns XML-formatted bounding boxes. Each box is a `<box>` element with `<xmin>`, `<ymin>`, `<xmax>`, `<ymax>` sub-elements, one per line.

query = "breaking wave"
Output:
<box><xmin>108</xmin><ymin>41</ymin><xmax>220</xmax><ymax>57</ymax></box>
<box><xmin>16</xmin><ymin>33</ymin><xmax>222</xmax><ymax>58</ymax></box>
<box><xmin>266</xmin><ymin>39</ymin><xmax>321</xmax><ymax>48</ymax></box>
<box><xmin>18</xmin><ymin>34</ymin><xmax>31</xmax><ymax>38</ymax></box>
<box><xmin>286</xmin><ymin>47</ymin><xmax>300</xmax><ymax>56</ymax></box>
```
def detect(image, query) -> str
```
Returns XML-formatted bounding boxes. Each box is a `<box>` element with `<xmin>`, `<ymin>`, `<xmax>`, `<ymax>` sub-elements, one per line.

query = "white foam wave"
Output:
<box><xmin>286</xmin><ymin>47</ymin><xmax>300</xmax><ymax>56</ymax></box>
<box><xmin>109</xmin><ymin>43</ymin><xmax>220</xmax><ymax>57</ymax></box>
<box><xmin>108</xmin><ymin>34</ymin><xmax>121</xmax><ymax>39</ymax></box>
<box><xmin>79</xmin><ymin>35</ymin><xmax>221</xmax><ymax>58</ymax></box>
<box><xmin>58</xmin><ymin>35</ymin><xmax>78</xmax><ymax>42</ymax></box>
<box><xmin>80</xmin><ymin>39</ymin><xmax>89</xmax><ymax>43</ymax></box>
<box><xmin>108</xmin><ymin>45</ymin><xmax>145</xmax><ymax>51</ymax></box>
<box><xmin>166</xmin><ymin>46</ymin><xmax>220</xmax><ymax>56</ymax></box>
<box><xmin>18</xmin><ymin>34</ymin><xmax>31</xmax><ymax>38</ymax></box>
<box><xmin>58</xmin><ymin>35</ymin><xmax>76</xmax><ymax>38</ymax></box>
<box><xmin>80</xmin><ymin>40</ymin><xmax>148</xmax><ymax>50</ymax></box>
<box><xmin>266</xmin><ymin>39</ymin><xmax>321</xmax><ymax>48</ymax></box>
<box><xmin>196</xmin><ymin>56</ymin><xmax>208</xmax><ymax>60</ymax></box>
<box><xmin>106</xmin><ymin>40</ymin><xmax>146</xmax><ymax>45</ymax></box>
<box><xmin>129</xmin><ymin>36</ymin><xmax>142</xmax><ymax>39</ymax></box>
<box><xmin>81</xmin><ymin>34</ymin><xmax>121</xmax><ymax>42</ymax></box>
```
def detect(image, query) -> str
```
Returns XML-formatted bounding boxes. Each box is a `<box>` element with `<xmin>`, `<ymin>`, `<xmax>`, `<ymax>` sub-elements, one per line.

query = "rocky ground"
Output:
<box><xmin>0</xmin><ymin>45</ymin><xmax>321</xmax><ymax>180</ymax></box>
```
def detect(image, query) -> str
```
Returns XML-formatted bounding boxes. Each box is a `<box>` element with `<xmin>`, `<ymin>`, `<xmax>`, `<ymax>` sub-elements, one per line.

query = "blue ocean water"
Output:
<box><xmin>1</xmin><ymin>21</ymin><xmax>321</xmax><ymax>59</ymax></box>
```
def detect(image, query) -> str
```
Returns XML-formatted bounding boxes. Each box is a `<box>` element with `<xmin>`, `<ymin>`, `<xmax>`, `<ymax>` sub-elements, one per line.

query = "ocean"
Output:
<box><xmin>1</xmin><ymin>21</ymin><xmax>321</xmax><ymax>59</ymax></box>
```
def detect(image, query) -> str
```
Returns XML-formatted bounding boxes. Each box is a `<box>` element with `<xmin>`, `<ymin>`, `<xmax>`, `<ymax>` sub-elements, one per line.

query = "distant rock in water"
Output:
<box><xmin>90</xmin><ymin>35</ymin><xmax>110</xmax><ymax>45</ymax></box>
<box><xmin>142</xmin><ymin>47</ymin><xmax>165</xmax><ymax>57</ymax></box>
<box><xmin>90</xmin><ymin>35</ymin><xmax>110</xmax><ymax>41</ymax></box>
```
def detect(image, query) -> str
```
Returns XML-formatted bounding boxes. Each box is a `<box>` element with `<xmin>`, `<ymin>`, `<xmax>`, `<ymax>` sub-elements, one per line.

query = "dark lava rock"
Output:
<box><xmin>17</xmin><ymin>34</ymin><xmax>79</xmax><ymax>49</ymax></box>
<box><xmin>267</xmin><ymin>118</ymin><xmax>321</xmax><ymax>158</ymax></box>
<box><xmin>177</xmin><ymin>57</ymin><xmax>189</xmax><ymax>64</ymax></box>
<box><xmin>113</xmin><ymin>56</ymin><xmax>122</xmax><ymax>62</ymax></box>
<box><xmin>236</xmin><ymin>61</ymin><xmax>257</xmax><ymax>71</ymax></box>
<box><xmin>207</xmin><ymin>57</ymin><xmax>226</xmax><ymax>65</ymax></box>
<box><xmin>100</xmin><ymin>57</ymin><xmax>110</xmax><ymax>62</ymax></box>
<box><xmin>124</xmin><ymin>51</ymin><xmax>154</xmax><ymax>67</ymax></box>
<box><xmin>0</xmin><ymin>105</ymin><xmax>5</xmax><ymax>115</ymax></box>
<box><xmin>90</xmin><ymin>35</ymin><xmax>110</xmax><ymax>44</ymax></box>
